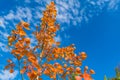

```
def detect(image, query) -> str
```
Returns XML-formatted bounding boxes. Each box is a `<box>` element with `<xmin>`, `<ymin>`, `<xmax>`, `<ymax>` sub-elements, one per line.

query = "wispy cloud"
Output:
<box><xmin>0</xmin><ymin>0</ymin><xmax>120</xmax><ymax>52</ymax></box>
<box><xmin>33</xmin><ymin>0</ymin><xmax>120</xmax><ymax>26</ymax></box>
<box><xmin>108</xmin><ymin>0</ymin><xmax>120</xmax><ymax>10</ymax></box>
<box><xmin>1</xmin><ymin>0</ymin><xmax>120</xmax><ymax>27</ymax></box>
<box><xmin>0</xmin><ymin>42</ymin><xmax>9</xmax><ymax>53</ymax></box>
<box><xmin>54</xmin><ymin>35</ymin><xmax>61</xmax><ymax>42</ymax></box>
<box><xmin>0</xmin><ymin>17</ymin><xmax>6</xmax><ymax>28</ymax></box>
<box><xmin>24</xmin><ymin>0</ymin><xmax>31</xmax><ymax>3</ymax></box>
<box><xmin>0</xmin><ymin>70</ymin><xmax>18</xmax><ymax>80</ymax></box>
<box><xmin>4</xmin><ymin>7</ymin><xmax>33</xmax><ymax>23</ymax></box>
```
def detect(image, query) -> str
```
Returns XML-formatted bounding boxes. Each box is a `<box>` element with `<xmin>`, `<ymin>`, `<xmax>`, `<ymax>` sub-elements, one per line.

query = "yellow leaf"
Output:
<box><xmin>21</xmin><ymin>21</ymin><xmax>30</xmax><ymax>30</ymax></box>
<box><xmin>24</xmin><ymin>38</ymin><xmax>30</xmax><ymax>44</ymax></box>
<box><xmin>19</xmin><ymin>29</ymin><xmax>26</xmax><ymax>36</ymax></box>
<box><xmin>80</xmin><ymin>52</ymin><xmax>87</xmax><ymax>60</ymax></box>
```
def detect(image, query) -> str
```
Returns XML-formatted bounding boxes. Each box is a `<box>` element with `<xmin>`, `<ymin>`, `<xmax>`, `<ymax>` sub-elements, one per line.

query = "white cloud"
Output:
<box><xmin>0</xmin><ymin>0</ymin><xmax>120</xmax><ymax>53</ymax></box>
<box><xmin>0</xmin><ymin>30</ymin><xmax>9</xmax><ymax>39</ymax></box>
<box><xmin>54</xmin><ymin>35</ymin><xmax>61</xmax><ymax>42</ymax></box>
<box><xmin>15</xmin><ymin>7</ymin><xmax>32</xmax><ymax>22</ymax></box>
<box><xmin>0</xmin><ymin>70</ymin><xmax>18</xmax><ymax>80</ymax></box>
<box><xmin>0</xmin><ymin>42</ymin><xmax>9</xmax><ymax>52</ymax></box>
<box><xmin>3</xmin><ymin>7</ymin><xmax>33</xmax><ymax>23</ymax></box>
<box><xmin>0</xmin><ymin>17</ymin><xmax>6</xmax><ymax>28</ymax></box>
<box><xmin>1</xmin><ymin>0</ymin><xmax>120</xmax><ymax>28</ymax></box>
<box><xmin>108</xmin><ymin>0</ymin><xmax>120</xmax><ymax>10</ymax></box>
<box><xmin>25</xmin><ymin>0</ymin><xmax>31</xmax><ymax>3</ymax></box>
<box><xmin>89</xmin><ymin>1</ymin><xmax>96</xmax><ymax>5</ymax></box>
<box><xmin>4</xmin><ymin>11</ymin><xmax>15</xmax><ymax>20</ymax></box>
<box><xmin>28</xmin><ymin>34</ymin><xmax>38</xmax><ymax>48</ymax></box>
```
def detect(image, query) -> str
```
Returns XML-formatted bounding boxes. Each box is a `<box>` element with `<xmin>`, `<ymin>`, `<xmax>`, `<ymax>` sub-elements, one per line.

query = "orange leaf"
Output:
<box><xmin>8</xmin><ymin>36</ymin><xmax>16</xmax><ymax>42</ymax></box>
<box><xmin>90</xmin><ymin>69</ymin><xmax>95</xmax><ymax>74</ymax></box>
<box><xmin>19</xmin><ymin>29</ymin><xmax>26</xmax><ymax>36</ymax></box>
<box><xmin>4</xmin><ymin>65</ymin><xmax>10</xmax><ymax>69</ymax></box>
<box><xmin>80</xmin><ymin>52</ymin><xmax>87</xmax><ymax>60</ymax></box>
<box><xmin>7</xmin><ymin>59</ymin><xmax>12</xmax><ymax>63</ymax></box>
<box><xmin>21</xmin><ymin>21</ymin><xmax>30</xmax><ymax>30</ymax></box>
<box><xmin>24</xmin><ymin>38</ymin><xmax>30</xmax><ymax>44</ymax></box>
<box><xmin>20</xmin><ymin>68</ymin><xmax>26</xmax><ymax>74</ymax></box>
<box><xmin>83</xmin><ymin>73</ymin><xmax>92</xmax><ymax>80</ymax></box>
<box><xmin>9</xmin><ymin>69</ymin><xmax>14</xmax><ymax>73</ymax></box>
<box><xmin>75</xmin><ymin>76</ymin><xmax>82</xmax><ymax>80</ymax></box>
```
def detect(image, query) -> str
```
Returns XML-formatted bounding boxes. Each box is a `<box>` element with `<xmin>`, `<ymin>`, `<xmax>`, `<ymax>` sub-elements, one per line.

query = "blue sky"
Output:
<box><xmin>0</xmin><ymin>0</ymin><xmax>120</xmax><ymax>80</ymax></box>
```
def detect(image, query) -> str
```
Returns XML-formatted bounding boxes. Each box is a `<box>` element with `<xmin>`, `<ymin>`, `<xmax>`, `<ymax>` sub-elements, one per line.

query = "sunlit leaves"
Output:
<box><xmin>75</xmin><ymin>76</ymin><xmax>82</xmax><ymax>80</ymax></box>
<box><xmin>83</xmin><ymin>73</ymin><xmax>91</xmax><ymax>80</ymax></box>
<box><xmin>4</xmin><ymin>59</ymin><xmax>15</xmax><ymax>73</ymax></box>
<box><xmin>90</xmin><ymin>69</ymin><xmax>95</xmax><ymax>74</ymax></box>
<box><xmin>8</xmin><ymin>36</ymin><xmax>16</xmax><ymax>46</ymax></box>
<box><xmin>20</xmin><ymin>66</ymin><xmax>26</xmax><ymax>74</ymax></box>
<box><xmin>21</xmin><ymin>21</ymin><xmax>30</xmax><ymax>30</ymax></box>
<box><xmin>27</xmin><ymin>70</ymin><xmax>38</xmax><ymax>80</ymax></box>
<box><xmin>9</xmin><ymin>69</ymin><xmax>14</xmax><ymax>73</ymax></box>
<box><xmin>24</xmin><ymin>38</ymin><xmax>30</xmax><ymax>45</ymax></box>
<box><xmin>7</xmin><ymin>59</ymin><xmax>12</xmax><ymax>63</ymax></box>
<box><xmin>75</xmin><ymin>67</ymin><xmax>81</xmax><ymax>74</ymax></box>
<box><xmin>4</xmin><ymin>1</ymin><xmax>95</xmax><ymax>80</ymax></box>
<box><xmin>80</xmin><ymin>52</ymin><xmax>87</xmax><ymax>60</ymax></box>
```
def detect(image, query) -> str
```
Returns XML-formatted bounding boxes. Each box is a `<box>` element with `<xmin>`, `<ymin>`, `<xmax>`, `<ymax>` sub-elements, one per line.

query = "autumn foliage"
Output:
<box><xmin>5</xmin><ymin>1</ymin><xmax>95</xmax><ymax>80</ymax></box>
